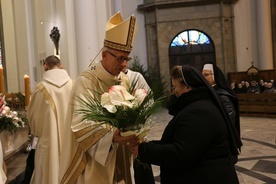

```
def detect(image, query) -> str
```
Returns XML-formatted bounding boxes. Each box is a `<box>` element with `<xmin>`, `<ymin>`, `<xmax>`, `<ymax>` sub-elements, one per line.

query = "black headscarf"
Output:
<box><xmin>181</xmin><ymin>65</ymin><xmax>242</xmax><ymax>156</ymax></box>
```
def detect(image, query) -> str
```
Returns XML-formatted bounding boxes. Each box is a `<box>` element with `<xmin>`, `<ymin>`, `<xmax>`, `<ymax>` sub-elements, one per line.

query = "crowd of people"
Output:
<box><xmin>231</xmin><ymin>79</ymin><xmax>276</xmax><ymax>94</ymax></box>
<box><xmin>0</xmin><ymin>12</ymin><xmax>243</xmax><ymax>184</ymax></box>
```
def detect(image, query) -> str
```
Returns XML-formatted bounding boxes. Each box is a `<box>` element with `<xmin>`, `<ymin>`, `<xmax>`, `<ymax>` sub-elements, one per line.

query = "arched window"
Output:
<box><xmin>169</xmin><ymin>29</ymin><xmax>215</xmax><ymax>71</ymax></box>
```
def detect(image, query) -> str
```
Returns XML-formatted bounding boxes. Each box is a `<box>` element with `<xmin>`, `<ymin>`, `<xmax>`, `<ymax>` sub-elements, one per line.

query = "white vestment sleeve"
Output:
<box><xmin>31</xmin><ymin>136</ymin><xmax>39</xmax><ymax>149</ymax></box>
<box><xmin>87</xmin><ymin>130</ymin><xmax>117</xmax><ymax>166</ymax></box>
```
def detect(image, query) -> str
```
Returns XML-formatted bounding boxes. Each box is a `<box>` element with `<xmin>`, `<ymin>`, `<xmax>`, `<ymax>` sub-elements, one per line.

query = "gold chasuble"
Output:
<box><xmin>59</xmin><ymin>62</ymin><xmax>132</xmax><ymax>184</ymax></box>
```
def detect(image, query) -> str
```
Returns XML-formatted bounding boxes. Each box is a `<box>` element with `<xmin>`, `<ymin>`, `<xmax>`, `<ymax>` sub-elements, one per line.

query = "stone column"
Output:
<box><xmin>256</xmin><ymin>0</ymin><xmax>273</xmax><ymax>69</ymax></box>
<box><xmin>74</xmin><ymin>0</ymin><xmax>101</xmax><ymax>72</ymax></box>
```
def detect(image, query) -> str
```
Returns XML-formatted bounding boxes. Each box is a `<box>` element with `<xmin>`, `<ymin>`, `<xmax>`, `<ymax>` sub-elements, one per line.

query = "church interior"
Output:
<box><xmin>0</xmin><ymin>0</ymin><xmax>275</xmax><ymax>183</ymax></box>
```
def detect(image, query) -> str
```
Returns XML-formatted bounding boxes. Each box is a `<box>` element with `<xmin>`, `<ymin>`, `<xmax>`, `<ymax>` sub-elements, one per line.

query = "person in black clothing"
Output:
<box><xmin>247</xmin><ymin>80</ymin><xmax>260</xmax><ymax>94</ymax></box>
<box><xmin>129</xmin><ymin>65</ymin><xmax>242</xmax><ymax>184</ymax></box>
<box><xmin>166</xmin><ymin>94</ymin><xmax>177</xmax><ymax>116</ymax></box>
<box><xmin>202</xmin><ymin>64</ymin><xmax>241</xmax><ymax>138</ymax></box>
<box><xmin>259</xmin><ymin>79</ymin><xmax>266</xmax><ymax>93</ymax></box>
<box><xmin>18</xmin><ymin>149</ymin><xmax>35</xmax><ymax>184</ymax></box>
<box><xmin>202</xmin><ymin>63</ymin><xmax>242</xmax><ymax>164</ymax></box>
<box><xmin>235</xmin><ymin>83</ymin><xmax>246</xmax><ymax>94</ymax></box>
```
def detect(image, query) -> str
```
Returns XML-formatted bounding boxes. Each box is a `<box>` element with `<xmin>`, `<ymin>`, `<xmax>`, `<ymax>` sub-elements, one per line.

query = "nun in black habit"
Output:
<box><xmin>202</xmin><ymin>63</ymin><xmax>241</xmax><ymax>141</ymax></box>
<box><xmin>129</xmin><ymin>65</ymin><xmax>242</xmax><ymax>184</ymax></box>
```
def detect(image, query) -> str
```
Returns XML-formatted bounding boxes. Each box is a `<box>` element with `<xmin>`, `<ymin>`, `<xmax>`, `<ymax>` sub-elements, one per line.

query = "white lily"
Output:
<box><xmin>101</xmin><ymin>93</ymin><xmax>117</xmax><ymax>113</ymax></box>
<box><xmin>132</xmin><ymin>89</ymin><xmax>147</xmax><ymax>106</ymax></box>
<box><xmin>101</xmin><ymin>85</ymin><xmax>135</xmax><ymax>113</ymax></box>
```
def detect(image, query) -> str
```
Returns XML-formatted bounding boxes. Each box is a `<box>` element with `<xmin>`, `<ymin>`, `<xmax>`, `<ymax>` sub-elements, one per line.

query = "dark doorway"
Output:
<box><xmin>169</xmin><ymin>29</ymin><xmax>216</xmax><ymax>71</ymax></box>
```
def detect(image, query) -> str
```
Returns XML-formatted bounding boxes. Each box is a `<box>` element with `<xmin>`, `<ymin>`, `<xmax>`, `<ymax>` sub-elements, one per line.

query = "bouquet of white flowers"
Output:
<box><xmin>0</xmin><ymin>96</ymin><xmax>25</xmax><ymax>133</ymax></box>
<box><xmin>77</xmin><ymin>84</ymin><xmax>165</xmax><ymax>141</ymax></box>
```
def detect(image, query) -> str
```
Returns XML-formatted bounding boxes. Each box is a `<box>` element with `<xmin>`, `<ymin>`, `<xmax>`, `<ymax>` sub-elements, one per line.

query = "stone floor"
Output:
<box><xmin>5</xmin><ymin>108</ymin><xmax>276</xmax><ymax>184</ymax></box>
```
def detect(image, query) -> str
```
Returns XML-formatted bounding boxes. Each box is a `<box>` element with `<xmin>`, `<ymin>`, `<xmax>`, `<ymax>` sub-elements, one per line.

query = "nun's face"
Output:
<box><xmin>172</xmin><ymin>79</ymin><xmax>190</xmax><ymax>97</ymax></box>
<box><xmin>202</xmin><ymin>69</ymin><xmax>215</xmax><ymax>85</ymax></box>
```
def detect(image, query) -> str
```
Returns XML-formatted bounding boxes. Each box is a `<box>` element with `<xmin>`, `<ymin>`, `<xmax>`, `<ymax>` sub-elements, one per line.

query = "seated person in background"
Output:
<box><xmin>263</xmin><ymin>82</ymin><xmax>276</xmax><ymax>93</ymax></box>
<box><xmin>241</xmin><ymin>80</ymin><xmax>245</xmax><ymax>87</ymax></box>
<box><xmin>270</xmin><ymin>79</ymin><xmax>276</xmax><ymax>88</ymax></box>
<box><xmin>235</xmin><ymin>83</ymin><xmax>246</xmax><ymax>94</ymax></box>
<box><xmin>244</xmin><ymin>81</ymin><xmax>250</xmax><ymax>92</ymax></box>
<box><xmin>259</xmin><ymin>79</ymin><xmax>265</xmax><ymax>93</ymax></box>
<box><xmin>230</xmin><ymin>82</ymin><xmax>236</xmax><ymax>90</ymax></box>
<box><xmin>247</xmin><ymin>80</ymin><xmax>260</xmax><ymax>94</ymax></box>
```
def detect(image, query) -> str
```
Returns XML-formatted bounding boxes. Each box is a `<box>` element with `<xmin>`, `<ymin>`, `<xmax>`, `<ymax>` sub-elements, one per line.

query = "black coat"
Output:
<box><xmin>214</xmin><ymin>85</ymin><xmax>240</xmax><ymax>137</ymax></box>
<box><xmin>139</xmin><ymin>87</ymin><xmax>239</xmax><ymax>184</ymax></box>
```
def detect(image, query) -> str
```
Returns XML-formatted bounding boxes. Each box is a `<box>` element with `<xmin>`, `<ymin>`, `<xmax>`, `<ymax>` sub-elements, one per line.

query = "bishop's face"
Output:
<box><xmin>102</xmin><ymin>49</ymin><xmax>131</xmax><ymax>76</ymax></box>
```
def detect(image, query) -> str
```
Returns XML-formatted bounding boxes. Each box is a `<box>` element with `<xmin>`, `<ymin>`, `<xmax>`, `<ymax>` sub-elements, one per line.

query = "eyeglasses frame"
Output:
<box><xmin>106</xmin><ymin>50</ymin><xmax>132</xmax><ymax>63</ymax></box>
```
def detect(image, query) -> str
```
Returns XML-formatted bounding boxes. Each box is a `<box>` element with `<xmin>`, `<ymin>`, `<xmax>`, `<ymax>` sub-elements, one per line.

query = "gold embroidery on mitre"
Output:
<box><xmin>104</xmin><ymin>12</ymin><xmax>136</xmax><ymax>52</ymax></box>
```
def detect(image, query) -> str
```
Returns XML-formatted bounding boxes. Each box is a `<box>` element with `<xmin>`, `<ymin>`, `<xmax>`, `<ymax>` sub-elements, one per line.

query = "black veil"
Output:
<box><xmin>212</xmin><ymin>65</ymin><xmax>241</xmax><ymax>138</ymax></box>
<box><xmin>181</xmin><ymin>65</ymin><xmax>242</xmax><ymax>156</ymax></box>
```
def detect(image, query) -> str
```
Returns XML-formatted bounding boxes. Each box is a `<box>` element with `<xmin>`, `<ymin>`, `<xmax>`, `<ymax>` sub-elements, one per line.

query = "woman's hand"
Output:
<box><xmin>129</xmin><ymin>145</ymin><xmax>139</xmax><ymax>156</ymax></box>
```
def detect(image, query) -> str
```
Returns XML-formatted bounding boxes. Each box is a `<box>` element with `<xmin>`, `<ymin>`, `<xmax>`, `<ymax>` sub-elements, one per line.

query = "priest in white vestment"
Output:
<box><xmin>59</xmin><ymin>12</ymin><xmax>139</xmax><ymax>184</ymax></box>
<box><xmin>27</xmin><ymin>55</ymin><xmax>73</xmax><ymax>184</ymax></box>
<box><xmin>123</xmin><ymin>68</ymin><xmax>150</xmax><ymax>92</ymax></box>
